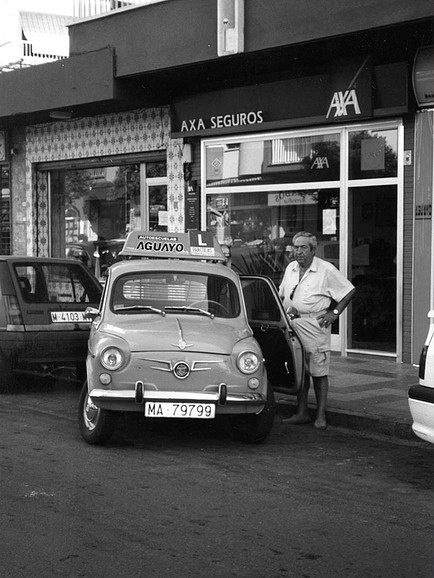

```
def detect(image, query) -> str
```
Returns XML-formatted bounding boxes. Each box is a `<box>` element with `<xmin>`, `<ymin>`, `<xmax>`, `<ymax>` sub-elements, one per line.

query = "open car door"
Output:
<box><xmin>241</xmin><ymin>275</ymin><xmax>304</xmax><ymax>395</ymax></box>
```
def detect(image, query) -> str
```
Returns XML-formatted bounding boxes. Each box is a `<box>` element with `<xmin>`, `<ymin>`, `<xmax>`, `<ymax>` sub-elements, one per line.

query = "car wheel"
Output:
<box><xmin>78</xmin><ymin>381</ymin><xmax>119</xmax><ymax>445</ymax></box>
<box><xmin>230</xmin><ymin>385</ymin><xmax>276</xmax><ymax>444</ymax></box>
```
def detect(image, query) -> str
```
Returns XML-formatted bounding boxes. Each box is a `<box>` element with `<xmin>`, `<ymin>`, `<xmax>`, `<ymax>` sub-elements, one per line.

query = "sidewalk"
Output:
<box><xmin>275</xmin><ymin>354</ymin><xmax>421</xmax><ymax>442</ymax></box>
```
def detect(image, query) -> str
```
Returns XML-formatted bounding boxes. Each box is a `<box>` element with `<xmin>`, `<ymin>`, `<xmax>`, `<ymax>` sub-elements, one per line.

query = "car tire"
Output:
<box><xmin>78</xmin><ymin>381</ymin><xmax>119</xmax><ymax>445</ymax></box>
<box><xmin>0</xmin><ymin>353</ymin><xmax>15</xmax><ymax>393</ymax></box>
<box><xmin>230</xmin><ymin>385</ymin><xmax>276</xmax><ymax>444</ymax></box>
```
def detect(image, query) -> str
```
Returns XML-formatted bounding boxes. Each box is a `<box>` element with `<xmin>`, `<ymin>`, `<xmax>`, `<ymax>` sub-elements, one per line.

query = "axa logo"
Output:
<box><xmin>326</xmin><ymin>89</ymin><xmax>361</xmax><ymax>119</ymax></box>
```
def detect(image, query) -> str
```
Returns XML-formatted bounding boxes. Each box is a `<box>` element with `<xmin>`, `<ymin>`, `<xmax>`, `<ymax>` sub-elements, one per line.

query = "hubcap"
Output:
<box><xmin>83</xmin><ymin>393</ymin><xmax>100</xmax><ymax>431</ymax></box>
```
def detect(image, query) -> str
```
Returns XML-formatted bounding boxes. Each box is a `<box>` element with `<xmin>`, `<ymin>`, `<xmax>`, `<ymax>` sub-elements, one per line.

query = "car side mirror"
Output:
<box><xmin>84</xmin><ymin>306</ymin><xmax>100</xmax><ymax>320</ymax></box>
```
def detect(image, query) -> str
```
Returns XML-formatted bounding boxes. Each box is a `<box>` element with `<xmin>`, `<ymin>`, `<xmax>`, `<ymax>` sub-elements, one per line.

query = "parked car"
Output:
<box><xmin>79</xmin><ymin>230</ymin><xmax>304</xmax><ymax>445</ymax></box>
<box><xmin>0</xmin><ymin>256</ymin><xmax>102</xmax><ymax>390</ymax></box>
<box><xmin>65</xmin><ymin>243</ymin><xmax>93</xmax><ymax>269</ymax></box>
<box><xmin>66</xmin><ymin>239</ymin><xmax>125</xmax><ymax>281</ymax></box>
<box><xmin>408</xmin><ymin>310</ymin><xmax>434</xmax><ymax>444</ymax></box>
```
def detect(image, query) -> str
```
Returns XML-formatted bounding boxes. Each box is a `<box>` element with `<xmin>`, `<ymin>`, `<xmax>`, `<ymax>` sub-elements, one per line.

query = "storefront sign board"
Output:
<box><xmin>172</xmin><ymin>60</ymin><xmax>408</xmax><ymax>138</ymax></box>
<box><xmin>171</xmin><ymin>58</ymin><xmax>380</xmax><ymax>137</ymax></box>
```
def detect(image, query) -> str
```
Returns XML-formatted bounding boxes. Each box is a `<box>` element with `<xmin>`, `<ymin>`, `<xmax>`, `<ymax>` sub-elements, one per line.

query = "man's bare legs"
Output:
<box><xmin>283</xmin><ymin>374</ymin><xmax>311</xmax><ymax>424</ymax></box>
<box><xmin>283</xmin><ymin>374</ymin><xmax>328</xmax><ymax>429</ymax></box>
<box><xmin>312</xmin><ymin>375</ymin><xmax>328</xmax><ymax>429</ymax></box>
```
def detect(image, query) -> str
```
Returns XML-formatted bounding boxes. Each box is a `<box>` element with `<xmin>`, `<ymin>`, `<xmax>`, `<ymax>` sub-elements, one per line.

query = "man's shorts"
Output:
<box><xmin>290</xmin><ymin>315</ymin><xmax>331</xmax><ymax>377</ymax></box>
<box><xmin>305</xmin><ymin>350</ymin><xmax>330</xmax><ymax>377</ymax></box>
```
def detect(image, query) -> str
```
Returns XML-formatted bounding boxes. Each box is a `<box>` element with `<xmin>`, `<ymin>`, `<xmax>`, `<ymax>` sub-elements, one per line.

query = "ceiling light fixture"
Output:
<box><xmin>49</xmin><ymin>110</ymin><xmax>73</xmax><ymax>120</ymax></box>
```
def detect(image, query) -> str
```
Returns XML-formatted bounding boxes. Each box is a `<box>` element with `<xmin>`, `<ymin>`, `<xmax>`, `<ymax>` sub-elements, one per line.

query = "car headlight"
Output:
<box><xmin>100</xmin><ymin>347</ymin><xmax>124</xmax><ymax>371</ymax></box>
<box><xmin>237</xmin><ymin>351</ymin><xmax>261</xmax><ymax>374</ymax></box>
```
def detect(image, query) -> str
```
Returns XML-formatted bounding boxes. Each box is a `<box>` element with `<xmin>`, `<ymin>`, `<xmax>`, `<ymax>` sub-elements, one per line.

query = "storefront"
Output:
<box><xmin>0</xmin><ymin>1</ymin><xmax>431</xmax><ymax>366</ymax></box>
<box><xmin>21</xmin><ymin>107</ymin><xmax>187</xmax><ymax>272</ymax></box>
<box><xmin>172</xmin><ymin>57</ymin><xmax>408</xmax><ymax>360</ymax></box>
<box><xmin>202</xmin><ymin>122</ymin><xmax>402</xmax><ymax>358</ymax></box>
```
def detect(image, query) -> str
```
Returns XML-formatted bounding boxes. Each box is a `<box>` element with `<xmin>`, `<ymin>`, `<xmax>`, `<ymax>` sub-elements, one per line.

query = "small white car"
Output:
<box><xmin>408</xmin><ymin>310</ymin><xmax>434</xmax><ymax>444</ymax></box>
<box><xmin>78</xmin><ymin>230</ymin><xmax>304</xmax><ymax>445</ymax></box>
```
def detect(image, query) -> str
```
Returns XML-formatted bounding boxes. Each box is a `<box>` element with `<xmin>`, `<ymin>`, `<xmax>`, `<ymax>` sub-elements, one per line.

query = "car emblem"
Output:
<box><xmin>173</xmin><ymin>361</ymin><xmax>190</xmax><ymax>379</ymax></box>
<box><xmin>172</xmin><ymin>319</ymin><xmax>193</xmax><ymax>351</ymax></box>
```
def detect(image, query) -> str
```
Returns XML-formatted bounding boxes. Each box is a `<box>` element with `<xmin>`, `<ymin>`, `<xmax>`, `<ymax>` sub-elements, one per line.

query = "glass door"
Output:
<box><xmin>346</xmin><ymin>125</ymin><xmax>400</xmax><ymax>356</ymax></box>
<box><xmin>143</xmin><ymin>161</ymin><xmax>168</xmax><ymax>231</ymax></box>
<box><xmin>349</xmin><ymin>185</ymin><xmax>397</xmax><ymax>353</ymax></box>
<box><xmin>146</xmin><ymin>182</ymin><xmax>168</xmax><ymax>231</ymax></box>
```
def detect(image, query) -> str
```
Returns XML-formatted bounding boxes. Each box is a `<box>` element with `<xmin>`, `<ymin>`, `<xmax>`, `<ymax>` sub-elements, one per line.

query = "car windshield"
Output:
<box><xmin>111</xmin><ymin>271</ymin><xmax>240</xmax><ymax>318</ymax></box>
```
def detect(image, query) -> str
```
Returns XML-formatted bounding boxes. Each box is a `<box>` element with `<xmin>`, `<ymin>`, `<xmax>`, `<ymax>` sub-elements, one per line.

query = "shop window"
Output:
<box><xmin>146</xmin><ymin>162</ymin><xmax>167</xmax><ymax>179</ymax></box>
<box><xmin>204</xmin><ymin>122</ymin><xmax>401</xmax><ymax>357</ymax></box>
<box><xmin>349</xmin><ymin>129</ymin><xmax>398</xmax><ymax>179</ymax></box>
<box><xmin>207</xmin><ymin>188</ymin><xmax>340</xmax><ymax>287</ymax></box>
<box><xmin>51</xmin><ymin>163</ymin><xmax>141</xmax><ymax>245</ymax></box>
<box><xmin>49</xmin><ymin>160</ymin><xmax>166</xmax><ymax>274</ymax></box>
<box><xmin>270</xmin><ymin>135</ymin><xmax>332</xmax><ymax>165</ymax></box>
<box><xmin>206</xmin><ymin>133</ymin><xmax>340</xmax><ymax>188</ymax></box>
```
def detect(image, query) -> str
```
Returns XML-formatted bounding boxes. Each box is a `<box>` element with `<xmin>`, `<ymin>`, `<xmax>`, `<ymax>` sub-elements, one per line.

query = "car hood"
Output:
<box><xmin>97</xmin><ymin>315</ymin><xmax>252</xmax><ymax>354</ymax></box>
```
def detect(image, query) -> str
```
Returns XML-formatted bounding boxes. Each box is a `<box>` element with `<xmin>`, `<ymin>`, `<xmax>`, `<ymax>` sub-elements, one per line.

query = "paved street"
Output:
<box><xmin>0</xmin><ymin>384</ymin><xmax>433</xmax><ymax>578</ymax></box>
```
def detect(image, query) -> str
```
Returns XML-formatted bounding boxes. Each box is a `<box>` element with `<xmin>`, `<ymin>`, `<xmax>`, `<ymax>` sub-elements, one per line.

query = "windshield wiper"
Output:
<box><xmin>116</xmin><ymin>305</ymin><xmax>165</xmax><ymax>316</ymax></box>
<box><xmin>164</xmin><ymin>306</ymin><xmax>214</xmax><ymax>318</ymax></box>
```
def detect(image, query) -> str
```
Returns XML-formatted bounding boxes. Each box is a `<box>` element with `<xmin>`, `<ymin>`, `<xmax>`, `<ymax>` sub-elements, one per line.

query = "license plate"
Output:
<box><xmin>50</xmin><ymin>311</ymin><xmax>89</xmax><ymax>323</ymax></box>
<box><xmin>144</xmin><ymin>402</ymin><xmax>215</xmax><ymax>419</ymax></box>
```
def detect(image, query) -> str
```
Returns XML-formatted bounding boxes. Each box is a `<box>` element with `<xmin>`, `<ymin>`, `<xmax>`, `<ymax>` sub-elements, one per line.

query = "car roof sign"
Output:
<box><xmin>120</xmin><ymin>230</ymin><xmax>226</xmax><ymax>262</ymax></box>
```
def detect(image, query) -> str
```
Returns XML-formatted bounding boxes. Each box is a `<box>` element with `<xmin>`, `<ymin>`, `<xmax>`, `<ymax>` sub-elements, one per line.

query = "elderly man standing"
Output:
<box><xmin>279</xmin><ymin>231</ymin><xmax>355</xmax><ymax>429</ymax></box>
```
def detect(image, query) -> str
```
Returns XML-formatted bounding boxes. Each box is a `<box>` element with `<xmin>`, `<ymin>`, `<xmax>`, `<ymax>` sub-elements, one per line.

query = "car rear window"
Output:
<box><xmin>111</xmin><ymin>271</ymin><xmax>240</xmax><ymax>318</ymax></box>
<box><xmin>14</xmin><ymin>262</ymin><xmax>102</xmax><ymax>304</ymax></box>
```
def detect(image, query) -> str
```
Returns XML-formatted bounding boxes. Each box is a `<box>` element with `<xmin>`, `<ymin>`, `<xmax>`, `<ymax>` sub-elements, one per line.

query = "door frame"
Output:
<box><xmin>342</xmin><ymin>121</ymin><xmax>404</xmax><ymax>361</ymax></box>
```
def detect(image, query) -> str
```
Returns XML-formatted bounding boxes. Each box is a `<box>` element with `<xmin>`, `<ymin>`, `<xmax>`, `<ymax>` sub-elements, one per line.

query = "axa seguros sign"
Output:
<box><xmin>171</xmin><ymin>57</ymin><xmax>374</xmax><ymax>137</ymax></box>
<box><xmin>179</xmin><ymin>110</ymin><xmax>264</xmax><ymax>133</ymax></box>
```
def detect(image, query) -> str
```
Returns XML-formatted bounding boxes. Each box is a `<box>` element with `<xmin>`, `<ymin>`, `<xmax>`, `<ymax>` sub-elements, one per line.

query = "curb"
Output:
<box><xmin>275</xmin><ymin>399</ymin><xmax>418</xmax><ymax>442</ymax></box>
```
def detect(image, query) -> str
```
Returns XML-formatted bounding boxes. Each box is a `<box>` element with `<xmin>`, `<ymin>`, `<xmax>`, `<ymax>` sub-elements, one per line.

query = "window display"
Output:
<box><xmin>349</xmin><ymin>128</ymin><xmax>398</xmax><ymax>179</ymax></box>
<box><xmin>49</xmin><ymin>160</ymin><xmax>167</xmax><ymax>278</ymax></box>
<box><xmin>206</xmin><ymin>189</ymin><xmax>340</xmax><ymax>287</ymax></box>
<box><xmin>206</xmin><ymin>133</ymin><xmax>340</xmax><ymax>188</ymax></box>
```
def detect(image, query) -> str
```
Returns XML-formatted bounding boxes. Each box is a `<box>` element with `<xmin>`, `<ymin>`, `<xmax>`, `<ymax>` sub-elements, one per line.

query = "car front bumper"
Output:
<box><xmin>89</xmin><ymin>383</ymin><xmax>267</xmax><ymax>415</ymax></box>
<box><xmin>408</xmin><ymin>384</ymin><xmax>434</xmax><ymax>444</ymax></box>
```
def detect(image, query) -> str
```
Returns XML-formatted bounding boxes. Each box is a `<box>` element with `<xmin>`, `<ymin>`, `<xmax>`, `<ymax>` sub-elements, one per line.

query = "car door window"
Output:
<box><xmin>14</xmin><ymin>263</ymin><xmax>101</xmax><ymax>304</ymax></box>
<box><xmin>241</xmin><ymin>277</ymin><xmax>282</xmax><ymax>322</ymax></box>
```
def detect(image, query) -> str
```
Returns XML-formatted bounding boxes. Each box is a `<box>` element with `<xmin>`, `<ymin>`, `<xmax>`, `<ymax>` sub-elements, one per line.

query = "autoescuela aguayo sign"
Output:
<box><xmin>171</xmin><ymin>57</ymin><xmax>377</xmax><ymax>137</ymax></box>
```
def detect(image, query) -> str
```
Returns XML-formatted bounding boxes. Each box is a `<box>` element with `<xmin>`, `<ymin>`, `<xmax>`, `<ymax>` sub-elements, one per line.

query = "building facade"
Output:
<box><xmin>0</xmin><ymin>0</ymin><xmax>433</xmax><ymax>364</ymax></box>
